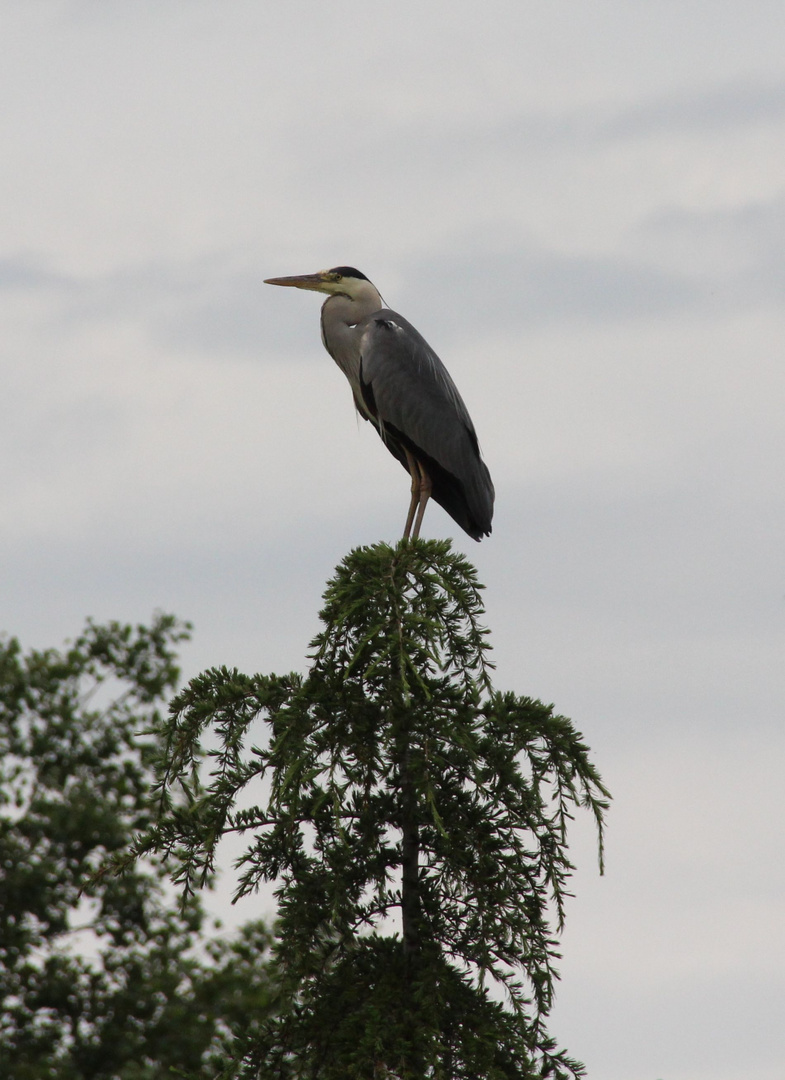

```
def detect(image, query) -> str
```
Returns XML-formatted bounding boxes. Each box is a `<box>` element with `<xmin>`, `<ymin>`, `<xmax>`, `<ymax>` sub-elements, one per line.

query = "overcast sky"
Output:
<box><xmin>2</xmin><ymin>3</ymin><xmax>784</xmax><ymax>1078</ymax></box>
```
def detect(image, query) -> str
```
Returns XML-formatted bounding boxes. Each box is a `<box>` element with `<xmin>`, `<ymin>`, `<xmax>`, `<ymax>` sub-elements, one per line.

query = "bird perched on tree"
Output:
<box><xmin>264</xmin><ymin>267</ymin><xmax>494</xmax><ymax>541</ymax></box>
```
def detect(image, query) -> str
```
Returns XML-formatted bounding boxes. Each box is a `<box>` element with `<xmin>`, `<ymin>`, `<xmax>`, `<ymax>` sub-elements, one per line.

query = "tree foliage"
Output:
<box><xmin>134</xmin><ymin>541</ymin><xmax>610</xmax><ymax>1078</ymax></box>
<box><xmin>0</xmin><ymin>614</ymin><xmax>276</xmax><ymax>1080</ymax></box>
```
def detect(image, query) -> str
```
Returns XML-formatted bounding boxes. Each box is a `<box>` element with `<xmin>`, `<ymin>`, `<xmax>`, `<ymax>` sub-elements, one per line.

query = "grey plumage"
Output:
<box><xmin>264</xmin><ymin>266</ymin><xmax>494</xmax><ymax>540</ymax></box>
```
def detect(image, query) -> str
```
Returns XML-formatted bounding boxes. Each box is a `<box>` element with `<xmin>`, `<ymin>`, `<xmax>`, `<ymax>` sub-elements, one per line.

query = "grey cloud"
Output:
<box><xmin>484</xmin><ymin>471</ymin><xmax>784</xmax><ymax>751</ymax></box>
<box><xmin>645</xmin><ymin>191</ymin><xmax>785</xmax><ymax>241</ymax></box>
<box><xmin>641</xmin><ymin>192</ymin><xmax>785</xmax><ymax>302</ymax></box>
<box><xmin>0</xmin><ymin>256</ymin><xmax>73</xmax><ymax>291</ymax></box>
<box><xmin>5</xmin><ymin>187</ymin><xmax>782</xmax><ymax>362</ymax></box>
<box><xmin>398</xmin><ymin>245</ymin><xmax>702</xmax><ymax>342</ymax></box>
<box><xmin>400</xmin><ymin>191</ymin><xmax>785</xmax><ymax>339</ymax></box>
<box><xmin>0</xmin><ymin>254</ymin><xmax>315</xmax><ymax>361</ymax></box>
<box><xmin>297</xmin><ymin>76</ymin><xmax>785</xmax><ymax>185</ymax></box>
<box><xmin>602</xmin><ymin>77</ymin><xmax>785</xmax><ymax>140</ymax></box>
<box><xmin>152</xmin><ymin>270</ymin><xmax>317</xmax><ymax>359</ymax></box>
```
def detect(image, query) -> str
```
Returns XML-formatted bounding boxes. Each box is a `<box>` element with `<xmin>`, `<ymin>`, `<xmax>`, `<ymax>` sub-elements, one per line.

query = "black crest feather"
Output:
<box><xmin>329</xmin><ymin>266</ymin><xmax>369</xmax><ymax>280</ymax></box>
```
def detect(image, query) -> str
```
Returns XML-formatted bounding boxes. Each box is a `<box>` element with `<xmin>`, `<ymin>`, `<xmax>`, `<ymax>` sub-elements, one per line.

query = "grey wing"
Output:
<box><xmin>359</xmin><ymin>310</ymin><xmax>494</xmax><ymax>535</ymax></box>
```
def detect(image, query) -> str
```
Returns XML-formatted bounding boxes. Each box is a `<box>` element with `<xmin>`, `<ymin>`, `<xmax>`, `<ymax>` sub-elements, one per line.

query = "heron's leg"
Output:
<box><xmin>411</xmin><ymin>462</ymin><xmax>432</xmax><ymax>540</ymax></box>
<box><xmin>403</xmin><ymin>449</ymin><xmax>421</xmax><ymax>540</ymax></box>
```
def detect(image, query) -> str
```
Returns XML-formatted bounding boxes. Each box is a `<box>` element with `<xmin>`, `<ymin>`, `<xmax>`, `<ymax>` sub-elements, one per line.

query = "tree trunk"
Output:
<box><xmin>400</xmin><ymin>743</ymin><xmax>421</xmax><ymax>962</ymax></box>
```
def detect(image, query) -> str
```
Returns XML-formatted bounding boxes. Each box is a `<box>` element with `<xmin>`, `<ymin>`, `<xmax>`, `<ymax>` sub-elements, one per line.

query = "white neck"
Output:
<box><xmin>319</xmin><ymin>278</ymin><xmax>383</xmax><ymax>400</ymax></box>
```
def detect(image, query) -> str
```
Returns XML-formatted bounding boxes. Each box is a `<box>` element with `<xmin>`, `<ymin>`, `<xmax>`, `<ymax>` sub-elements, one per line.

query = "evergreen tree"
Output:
<box><xmin>136</xmin><ymin>540</ymin><xmax>609</xmax><ymax>1078</ymax></box>
<box><xmin>0</xmin><ymin>615</ymin><xmax>276</xmax><ymax>1079</ymax></box>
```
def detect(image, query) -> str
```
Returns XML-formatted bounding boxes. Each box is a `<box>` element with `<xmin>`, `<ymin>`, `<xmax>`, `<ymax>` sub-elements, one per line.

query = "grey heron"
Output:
<box><xmin>264</xmin><ymin>267</ymin><xmax>494</xmax><ymax>541</ymax></box>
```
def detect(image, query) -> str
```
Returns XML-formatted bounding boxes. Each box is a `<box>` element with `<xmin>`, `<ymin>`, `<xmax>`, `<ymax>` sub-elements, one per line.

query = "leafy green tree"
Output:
<box><xmin>0</xmin><ymin>614</ymin><xmax>276</xmax><ymax>1080</ymax></box>
<box><xmin>135</xmin><ymin>541</ymin><xmax>609</xmax><ymax>1078</ymax></box>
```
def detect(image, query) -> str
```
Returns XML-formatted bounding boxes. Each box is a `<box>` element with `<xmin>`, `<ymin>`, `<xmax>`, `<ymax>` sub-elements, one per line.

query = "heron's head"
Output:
<box><xmin>264</xmin><ymin>266</ymin><xmax>374</xmax><ymax>300</ymax></box>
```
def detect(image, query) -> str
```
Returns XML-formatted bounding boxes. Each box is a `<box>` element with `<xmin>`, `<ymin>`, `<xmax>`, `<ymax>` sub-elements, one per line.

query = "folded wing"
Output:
<box><xmin>359</xmin><ymin>311</ymin><xmax>494</xmax><ymax>540</ymax></box>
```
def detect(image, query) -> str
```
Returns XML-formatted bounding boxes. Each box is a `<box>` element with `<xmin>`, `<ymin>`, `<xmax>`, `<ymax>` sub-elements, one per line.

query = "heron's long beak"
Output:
<box><xmin>264</xmin><ymin>272</ymin><xmax>332</xmax><ymax>293</ymax></box>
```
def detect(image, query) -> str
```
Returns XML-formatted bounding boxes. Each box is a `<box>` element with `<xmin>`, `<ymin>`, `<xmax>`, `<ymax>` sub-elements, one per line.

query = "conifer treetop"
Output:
<box><xmin>128</xmin><ymin>539</ymin><xmax>609</xmax><ymax>1079</ymax></box>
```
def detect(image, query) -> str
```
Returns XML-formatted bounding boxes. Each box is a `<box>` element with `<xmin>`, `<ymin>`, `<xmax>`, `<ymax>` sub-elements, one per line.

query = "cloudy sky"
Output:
<box><xmin>2</xmin><ymin>2</ymin><xmax>783</xmax><ymax>1077</ymax></box>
